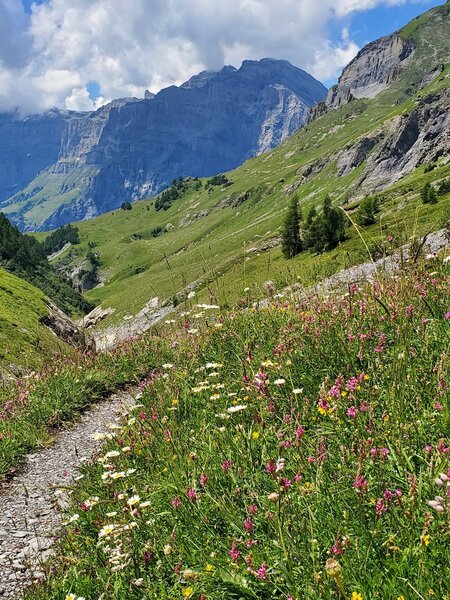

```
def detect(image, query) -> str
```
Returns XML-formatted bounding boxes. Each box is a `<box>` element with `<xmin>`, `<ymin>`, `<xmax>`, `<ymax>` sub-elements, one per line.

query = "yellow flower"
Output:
<box><xmin>352</xmin><ymin>593</ymin><xmax>363</xmax><ymax>600</ymax></box>
<box><xmin>397</xmin><ymin>596</ymin><xmax>406</xmax><ymax>600</ymax></box>
<box><xmin>421</xmin><ymin>534</ymin><xmax>431</xmax><ymax>546</ymax></box>
<box><xmin>251</xmin><ymin>431</ymin><xmax>260</xmax><ymax>440</ymax></box>
<box><xmin>205</xmin><ymin>563</ymin><xmax>214</xmax><ymax>573</ymax></box>
<box><xmin>182</xmin><ymin>587</ymin><xmax>194</xmax><ymax>598</ymax></box>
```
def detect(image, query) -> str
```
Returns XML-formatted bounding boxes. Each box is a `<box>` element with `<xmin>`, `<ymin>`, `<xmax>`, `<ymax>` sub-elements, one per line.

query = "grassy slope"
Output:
<box><xmin>25</xmin><ymin>256</ymin><xmax>450</xmax><ymax>600</ymax></box>
<box><xmin>0</xmin><ymin>268</ymin><xmax>74</xmax><ymax>377</ymax></box>
<box><xmin>45</xmin><ymin>3</ymin><xmax>450</xmax><ymax>327</ymax></box>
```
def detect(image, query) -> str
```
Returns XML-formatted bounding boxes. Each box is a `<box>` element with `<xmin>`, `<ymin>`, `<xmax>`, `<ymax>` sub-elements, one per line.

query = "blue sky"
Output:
<box><xmin>0</xmin><ymin>0</ymin><xmax>446</xmax><ymax>113</ymax></box>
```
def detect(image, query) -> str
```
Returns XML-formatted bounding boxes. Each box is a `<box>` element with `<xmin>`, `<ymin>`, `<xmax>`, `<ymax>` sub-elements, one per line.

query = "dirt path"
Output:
<box><xmin>0</xmin><ymin>389</ymin><xmax>135</xmax><ymax>598</ymax></box>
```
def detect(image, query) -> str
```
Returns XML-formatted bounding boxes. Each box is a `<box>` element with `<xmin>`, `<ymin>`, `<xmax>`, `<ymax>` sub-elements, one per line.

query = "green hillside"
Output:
<box><xmin>47</xmin><ymin>2</ymin><xmax>450</xmax><ymax>328</ymax></box>
<box><xmin>0</xmin><ymin>268</ymin><xmax>75</xmax><ymax>378</ymax></box>
<box><xmin>26</xmin><ymin>255</ymin><xmax>450</xmax><ymax>600</ymax></box>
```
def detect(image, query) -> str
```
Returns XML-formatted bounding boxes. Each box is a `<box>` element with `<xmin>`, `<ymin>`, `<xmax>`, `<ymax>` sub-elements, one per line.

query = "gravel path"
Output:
<box><xmin>0</xmin><ymin>390</ymin><xmax>135</xmax><ymax>598</ymax></box>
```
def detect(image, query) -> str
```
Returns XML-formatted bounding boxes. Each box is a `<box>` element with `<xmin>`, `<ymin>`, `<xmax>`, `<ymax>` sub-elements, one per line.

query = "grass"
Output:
<box><xmin>0</xmin><ymin>268</ymin><xmax>75</xmax><ymax>377</ymax></box>
<box><xmin>24</xmin><ymin>254</ymin><xmax>450</xmax><ymax>599</ymax></box>
<box><xmin>0</xmin><ymin>331</ymin><xmax>173</xmax><ymax>477</ymax></box>
<box><xmin>39</xmin><ymin>0</ymin><xmax>450</xmax><ymax>328</ymax></box>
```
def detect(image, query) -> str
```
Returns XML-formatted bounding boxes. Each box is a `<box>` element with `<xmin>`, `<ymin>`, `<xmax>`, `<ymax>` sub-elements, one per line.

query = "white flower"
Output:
<box><xmin>104</xmin><ymin>450</ymin><xmax>120</xmax><ymax>459</ymax></box>
<box><xmin>187</xmin><ymin>291</ymin><xmax>196</xmax><ymax>299</ymax></box>
<box><xmin>275</xmin><ymin>458</ymin><xmax>285</xmax><ymax>473</ymax></box>
<box><xmin>292</xmin><ymin>388</ymin><xmax>303</xmax><ymax>395</ymax></box>
<box><xmin>226</xmin><ymin>404</ymin><xmax>247</xmax><ymax>413</ymax></box>
<box><xmin>140</xmin><ymin>500</ymin><xmax>151</xmax><ymax>508</ymax></box>
<box><xmin>274</xmin><ymin>378</ymin><xmax>286</xmax><ymax>386</ymax></box>
<box><xmin>162</xmin><ymin>363</ymin><xmax>174</xmax><ymax>369</ymax></box>
<box><xmin>65</xmin><ymin>513</ymin><xmax>80</xmax><ymax>524</ymax></box>
<box><xmin>106</xmin><ymin>511</ymin><xmax>118</xmax><ymax>517</ymax></box>
<box><xmin>98</xmin><ymin>524</ymin><xmax>118</xmax><ymax>538</ymax></box>
<box><xmin>122</xmin><ymin>446</ymin><xmax>131</xmax><ymax>453</ymax></box>
<box><xmin>93</xmin><ymin>432</ymin><xmax>106</xmax><ymax>441</ymax></box>
<box><xmin>187</xmin><ymin>328</ymin><xmax>199</xmax><ymax>334</ymax></box>
<box><xmin>110</xmin><ymin>471</ymin><xmax>126</xmax><ymax>480</ymax></box>
<box><xmin>127</xmin><ymin>495</ymin><xmax>140</xmax><ymax>507</ymax></box>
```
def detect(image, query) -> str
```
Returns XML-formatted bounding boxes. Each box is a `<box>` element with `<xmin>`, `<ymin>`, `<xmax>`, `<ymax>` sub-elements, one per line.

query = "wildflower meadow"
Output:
<box><xmin>21</xmin><ymin>255</ymin><xmax>450</xmax><ymax>599</ymax></box>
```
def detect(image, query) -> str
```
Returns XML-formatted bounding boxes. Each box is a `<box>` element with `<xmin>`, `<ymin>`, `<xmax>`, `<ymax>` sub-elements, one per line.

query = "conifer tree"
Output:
<box><xmin>282</xmin><ymin>196</ymin><xmax>302</xmax><ymax>259</ymax></box>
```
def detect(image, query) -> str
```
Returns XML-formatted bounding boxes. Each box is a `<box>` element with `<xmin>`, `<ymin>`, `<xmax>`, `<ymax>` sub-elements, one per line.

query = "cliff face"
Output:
<box><xmin>327</xmin><ymin>34</ymin><xmax>414</xmax><ymax>109</ymax></box>
<box><xmin>309</xmin><ymin>1</ymin><xmax>450</xmax><ymax>121</ymax></box>
<box><xmin>0</xmin><ymin>59</ymin><xmax>326</xmax><ymax>231</ymax></box>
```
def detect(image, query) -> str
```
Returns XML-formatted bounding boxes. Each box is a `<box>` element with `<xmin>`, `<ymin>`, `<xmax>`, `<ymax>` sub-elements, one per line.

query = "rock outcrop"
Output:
<box><xmin>0</xmin><ymin>59</ymin><xmax>326</xmax><ymax>231</ymax></box>
<box><xmin>40</xmin><ymin>301</ymin><xmax>94</xmax><ymax>351</ymax></box>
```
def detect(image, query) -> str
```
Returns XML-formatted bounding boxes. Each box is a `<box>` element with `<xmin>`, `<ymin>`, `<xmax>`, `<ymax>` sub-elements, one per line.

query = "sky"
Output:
<box><xmin>0</xmin><ymin>0</ymin><xmax>445</xmax><ymax>114</ymax></box>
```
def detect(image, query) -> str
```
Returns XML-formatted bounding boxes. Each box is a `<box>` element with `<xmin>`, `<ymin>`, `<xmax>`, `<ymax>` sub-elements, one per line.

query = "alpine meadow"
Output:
<box><xmin>0</xmin><ymin>1</ymin><xmax>449</xmax><ymax>599</ymax></box>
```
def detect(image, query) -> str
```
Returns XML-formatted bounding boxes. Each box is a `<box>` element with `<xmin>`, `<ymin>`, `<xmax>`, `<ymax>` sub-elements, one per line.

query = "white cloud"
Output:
<box><xmin>0</xmin><ymin>0</ymin><xmax>427</xmax><ymax>114</ymax></box>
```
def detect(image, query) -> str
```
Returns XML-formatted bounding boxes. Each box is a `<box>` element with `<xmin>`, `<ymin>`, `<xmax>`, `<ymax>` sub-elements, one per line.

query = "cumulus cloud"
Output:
<box><xmin>0</xmin><ymin>0</ymin><xmax>427</xmax><ymax>114</ymax></box>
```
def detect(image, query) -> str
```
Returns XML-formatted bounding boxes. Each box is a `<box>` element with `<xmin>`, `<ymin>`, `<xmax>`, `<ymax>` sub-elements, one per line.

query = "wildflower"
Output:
<box><xmin>163</xmin><ymin>544</ymin><xmax>173</xmax><ymax>555</ymax></box>
<box><xmin>251</xmin><ymin>431</ymin><xmax>260</xmax><ymax>440</ymax></box>
<box><xmin>352</xmin><ymin>594</ymin><xmax>363</xmax><ymax>600</ymax></box>
<box><xmin>255</xmin><ymin>562</ymin><xmax>268</xmax><ymax>579</ymax></box>
<box><xmin>98</xmin><ymin>524</ymin><xmax>118</xmax><ymax>539</ymax></box>
<box><xmin>200</xmin><ymin>473</ymin><xmax>208</xmax><ymax>486</ymax></box>
<box><xmin>274</xmin><ymin>378</ymin><xmax>286</xmax><ymax>386</ymax></box>
<box><xmin>187</xmin><ymin>488</ymin><xmax>197</xmax><ymax>501</ymax></box>
<box><xmin>162</xmin><ymin>363</ymin><xmax>174</xmax><ymax>369</ymax></box>
<box><xmin>183</xmin><ymin>569</ymin><xmax>196</xmax><ymax>581</ymax></box>
<box><xmin>346</xmin><ymin>406</ymin><xmax>358</xmax><ymax>419</ymax></box>
<box><xmin>229</xmin><ymin>543</ymin><xmax>240</xmax><ymax>561</ymax></box>
<box><xmin>275</xmin><ymin>458</ymin><xmax>285</xmax><ymax>472</ymax></box>
<box><xmin>227</xmin><ymin>404</ymin><xmax>247</xmax><ymax>413</ymax></box>
<box><xmin>182</xmin><ymin>587</ymin><xmax>194</xmax><ymax>598</ymax></box>
<box><xmin>243</xmin><ymin>517</ymin><xmax>254</xmax><ymax>532</ymax></box>
<box><xmin>127</xmin><ymin>495</ymin><xmax>140</xmax><ymax>507</ymax></box>
<box><xmin>268</xmin><ymin>492</ymin><xmax>279</xmax><ymax>502</ymax></box>
<box><xmin>221</xmin><ymin>460</ymin><xmax>234</xmax><ymax>472</ymax></box>
<box><xmin>421</xmin><ymin>534</ymin><xmax>431</xmax><ymax>546</ymax></box>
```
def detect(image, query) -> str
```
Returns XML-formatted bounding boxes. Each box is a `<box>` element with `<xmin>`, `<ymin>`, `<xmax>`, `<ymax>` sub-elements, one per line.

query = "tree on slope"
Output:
<box><xmin>282</xmin><ymin>195</ymin><xmax>302</xmax><ymax>259</ymax></box>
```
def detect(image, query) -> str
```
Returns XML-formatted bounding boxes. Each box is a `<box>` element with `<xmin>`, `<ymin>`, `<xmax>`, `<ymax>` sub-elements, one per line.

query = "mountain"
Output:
<box><xmin>0</xmin><ymin>59</ymin><xmax>326</xmax><ymax>231</ymax></box>
<box><xmin>45</xmin><ymin>1</ymin><xmax>450</xmax><ymax>333</ymax></box>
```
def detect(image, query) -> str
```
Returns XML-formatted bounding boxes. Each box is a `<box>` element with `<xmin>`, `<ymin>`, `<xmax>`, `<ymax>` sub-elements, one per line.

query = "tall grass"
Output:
<box><xmin>25</xmin><ymin>255</ymin><xmax>449</xmax><ymax>599</ymax></box>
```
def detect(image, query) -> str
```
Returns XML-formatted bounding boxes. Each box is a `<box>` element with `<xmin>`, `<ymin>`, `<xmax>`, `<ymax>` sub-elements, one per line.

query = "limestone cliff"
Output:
<box><xmin>0</xmin><ymin>59</ymin><xmax>326</xmax><ymax>231</ymax></box>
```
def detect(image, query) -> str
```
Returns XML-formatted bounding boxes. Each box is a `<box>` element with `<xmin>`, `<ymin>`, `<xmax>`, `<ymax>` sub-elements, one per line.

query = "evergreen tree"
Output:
<box><xmin>421</xmin><ymin>183</ymin><xmax>438</xmax><ymax>204</ymax></box>
<box><xmin>357</xmin><ymin>196</ymin><xmax>380</xmax><ymax>226</ymax></box>
<box><xmin>282</xmin><ymin>196</ymin><xmax>302</xmax><ymax>259</ymax></box>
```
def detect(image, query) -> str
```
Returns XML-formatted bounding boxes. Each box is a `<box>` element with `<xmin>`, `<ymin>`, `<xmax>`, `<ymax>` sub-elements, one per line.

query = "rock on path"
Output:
<box><xmin>0</xmin><ymin>390</ymin><xmax>135</xmax><ymax>598</ymax></box>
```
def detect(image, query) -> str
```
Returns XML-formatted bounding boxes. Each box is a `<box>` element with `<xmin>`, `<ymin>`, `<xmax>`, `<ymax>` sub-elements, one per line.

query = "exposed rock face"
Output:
<box><xmin>0</xmin><ymin>59</ymin><xmax>326</xmax><ymax>231</ymax></box>
<box><xmin>326</xmin><ymin>34</ymin><xmax>414</xmax><ymax>109</ymax></box>
<box><xmin>308</xmin><ymin>34</ymin><xmax>414</xmax><ymax>122</ymax></box>
<box><xmin>0</xmin><ymin>109</ymin><xmax>71</xmax><ymax>205</ymax></box>
<box><xmin>40</xmin><ymin>301</ymin><xmax>94</xmax><ymax>351</ymax></box>
<box><xmin>361</xmin><ymin>89</ymin><xmax>450</xmax><ymax>189</ymax></box>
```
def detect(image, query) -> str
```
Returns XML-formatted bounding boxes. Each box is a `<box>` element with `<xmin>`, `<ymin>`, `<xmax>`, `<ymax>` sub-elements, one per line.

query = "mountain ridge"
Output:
<box><xmin>0</xmin><ymin>59</ymin><xmax>326</xmax><ymax>231</ymax></box>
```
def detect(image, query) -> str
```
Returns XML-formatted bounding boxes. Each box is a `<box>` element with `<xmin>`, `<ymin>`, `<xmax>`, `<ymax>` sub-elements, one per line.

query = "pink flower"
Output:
<box><xmin>200</xmin><ymin>473</ymin><xmax>208</xmax><ymax>486</ymax></box>
<box><xmin>171</xmin><ymin>496</ymin><xmax>181</xmax><ymax>510</ymax></box>
<box><xmin>247</xmin><ymin>504</ymin><xmax>258</xmax><ymax>514</ymax></box>
<box><xmin>229</xmin><ymin>543</ymin><xmax>240</xmax><ymax>561</ymax></box>
<box><xmin>255</xmin><ymin>563</ymin><xmax>268</xmax><ymax>580</ymax></box>
<box><xmin>352</xmin><ymin>474</ymin><xmax>367</xmax><ymax>492</ymax></box>
<box><xmin>243</xmin><ymin>517</ymin><xmax>254</xmax><ymax>532</ymax></box>
<box><xmin>346</xmin><ymin>406</ymin><xmax>358</xmax><ymax>419</ymax></box>
<box><xmin>221</xmin><ymin>460</ymin><xmax>234</xmax><ymax>472</ymax></box>
<box><xmin>435</xmin><ymin>402</ymin><xmax>443</xmax><ymax>412</ymax></box>
<box><xmin>296</xmin><ymin>426</ymin><xmax>304</xmax><ymax>440</ymax></box>
<box><xmin>265</xmin><ymin>459</ymin><xmax>277</xmax><ymax>475</ymax></box>
<box><xmin>187</xmin><ymin>488</ymin><xmax>197</xmax><ymax>501</ymax></box>
<box><xmin>375</xmin><ymin>499</ymin><xmax>387</xmax><ymax>515</ymax></box>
